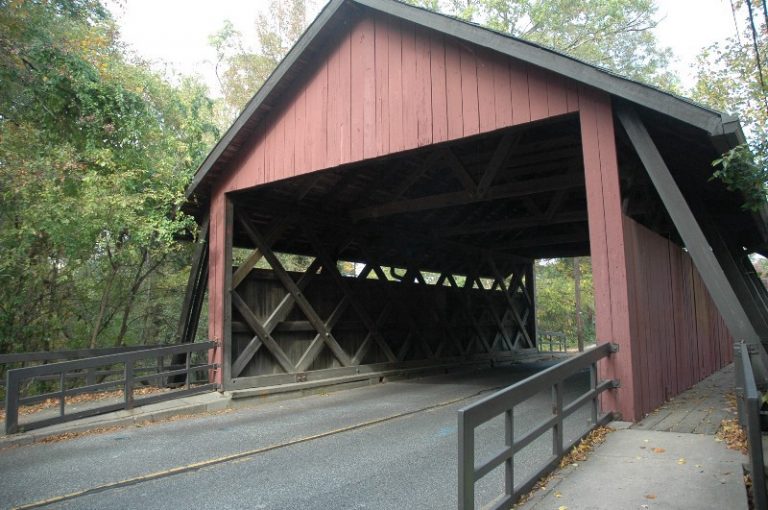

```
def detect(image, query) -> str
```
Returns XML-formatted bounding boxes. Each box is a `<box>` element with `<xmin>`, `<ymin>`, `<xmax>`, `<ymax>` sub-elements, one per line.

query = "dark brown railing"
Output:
<box><xmin>735</xmin><ymin>341</ymin><xmax>767</xmax><ymax>510</ymax></box>
<box><xmin>0</xmin><ymin>345</ymin><xmax>156</xmax><ymax>390</ymax></box>
<box><xmin>5</xmin><ymin>341</ymin><xmax>217</xmax><ymax>434</ymax></box>
<box><xmin>537</xmin><ymin>331</ymin><xmax>567</xmax><ymax>352</ymax></box>
<box><xmin>458</xmin><ymin>342</ymin><xmax>619</xmax><ymax>510</ymax></box>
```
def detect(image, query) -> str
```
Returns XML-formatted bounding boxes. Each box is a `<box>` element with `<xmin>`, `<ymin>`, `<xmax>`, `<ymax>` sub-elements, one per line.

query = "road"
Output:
<box><xmin>0</xmin><ymin>362</ymin><xmax>591</xmax><ymax>509</ymax></box>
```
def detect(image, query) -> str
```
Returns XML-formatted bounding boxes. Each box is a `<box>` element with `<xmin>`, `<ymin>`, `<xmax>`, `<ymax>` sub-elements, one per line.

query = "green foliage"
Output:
<box><xmin>535</xmin><ymin>258</ymin><xmax>595</xmax><ymax>347</ymax></box>
<box><xmin>712</xmin><ymin>143</ymin><xmax>768</xmax><ymax>211</ymax></box>
<box><xmin>210</xmin><ymin>0</ymin><xmax>313</xmax><ymax>120</ymax></box>
<box><xmin>691</xmin><ymin>1</ymin><xmax>768</xmax><ymax>210</ymax></box>
<box><xmin>402</xmin><ymin>0</ymin><xmax>678</xmax><ymax>90</ymax></box>
<box><xmin>0</xmin><ymin>0</ymin><xmax>218</xmax><ymax>353</ymax></box>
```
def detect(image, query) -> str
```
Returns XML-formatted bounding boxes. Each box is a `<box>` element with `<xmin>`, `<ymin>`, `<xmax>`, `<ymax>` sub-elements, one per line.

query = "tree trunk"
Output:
<box><xmin>90</xmin><ymin>264</ymin><xmax>118</xmax><ymax>349</ymax></box>
<box><xmin>574</xmin><ymin>257</ymin><xmax>584</xmax><ymax>352</ymax></box>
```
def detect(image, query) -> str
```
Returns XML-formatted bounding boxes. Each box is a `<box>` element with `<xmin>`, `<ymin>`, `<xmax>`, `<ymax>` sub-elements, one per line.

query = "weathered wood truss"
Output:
<box><xmin>224</xmin><ymin>209</ymin><xmax>536</xmax><ymax>389</ymax></box>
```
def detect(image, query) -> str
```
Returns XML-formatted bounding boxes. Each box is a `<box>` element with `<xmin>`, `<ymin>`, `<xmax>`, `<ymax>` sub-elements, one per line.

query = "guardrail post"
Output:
<box><xmin>59</xmin><ymin>371</ymin><xmax>66</xmax><ymax>417</ymax></box>
<box><xmin>185</xmin><ymin>350</ymin><xmax>192</xmax><ymax>390</ymax></box>
<box><xmin>85</xmin><ymin>367</ymin><xmax>96</xmax><ymax>386</ymax></box>
<box><xmin>124</xmin><ymin>361</ymin><xmax>134</xmax><ymax>410</ymax></box>
<box><xmin>458</xmin><ymin>410</ymin><xmax>474</xmax><ymax>510</ymax></box>
<box><xmin>590</xmin><ymin>362</ymin><xmax>599</xmax><ymax>425</ymax></box>
<box><xmin>735</xmin><ymin>343</ymin><xmax>745</xmax><ymax>426</ymax></box>
<box><xmin>552</xmin><ymin>382</ymin><xmax>564</xmax><ymax>457</ymax></box>
<box><xmin>5</xmin><ymin>371</ymin><xmax>20</xmax><ymax>434</ymax></box>
<box><xmin>504</xmin><ymin>409</ymin><xmax>514</xmax><ymax>498</ymax></box>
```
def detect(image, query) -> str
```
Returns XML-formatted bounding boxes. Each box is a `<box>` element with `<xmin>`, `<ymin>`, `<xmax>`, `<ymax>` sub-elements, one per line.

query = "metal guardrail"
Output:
<box><xmin>0</xmin><ymin>345</ymin><xmax>161</xmax><ymax>389</ymax></box>
<box><xmin>735</xmin><ymin>341</ymin><xmax>767</xmax><ymax>510</ymax></box>
<box><xmin>538</xmin><ymin>331</ymin><xmax>567</xmax><ymax>352</ymax></box>
<box><xmin>5</xmin><ymin>341</ymin><xmax>217</xmax><ymax>434</ymax></box>
<box><xmin>458</xmin><ymin>342</ymin><xmax>619</xmax><ymax>510</ymax></box>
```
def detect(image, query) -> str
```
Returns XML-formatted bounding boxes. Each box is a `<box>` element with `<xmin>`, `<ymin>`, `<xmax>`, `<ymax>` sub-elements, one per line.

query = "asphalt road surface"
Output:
<box><xmin>0</xmin><ymin>362</ymin><xmax>591</xmax><ymax>510</ymax></box>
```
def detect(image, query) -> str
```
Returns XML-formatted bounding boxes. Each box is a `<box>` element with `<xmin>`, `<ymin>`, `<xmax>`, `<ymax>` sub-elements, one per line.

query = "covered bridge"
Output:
<box><xmin>183</xmin><ymin>0</ymin><xmax>768</xmax><ymax>422</ymax></box>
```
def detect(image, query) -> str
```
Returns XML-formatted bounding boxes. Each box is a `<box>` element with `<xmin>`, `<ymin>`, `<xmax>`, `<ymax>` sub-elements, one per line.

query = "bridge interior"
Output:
<box><xmin>214</xmin><ymin>107</ymin><xmax>753</xmax><ymax>393</ymax></box>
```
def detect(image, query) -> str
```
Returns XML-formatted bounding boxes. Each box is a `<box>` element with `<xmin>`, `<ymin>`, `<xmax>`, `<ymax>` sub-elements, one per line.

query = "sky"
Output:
<box><xmin>109</xmin><ymin>0</ymin><xmax>740</xmax><ymax>96</ymax></box>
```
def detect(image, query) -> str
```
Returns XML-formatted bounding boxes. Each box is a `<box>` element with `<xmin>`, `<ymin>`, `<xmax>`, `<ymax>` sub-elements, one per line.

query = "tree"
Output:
<box><xmin>0</xmin><ymin>0</ymin><xmax>218</xmax><ymax>352</ymax></box>
<box><xmin>210</xmin><ymin>0</ymin><xmax>314</xmax><ymax>120</ymax></box>
<box><xmin>403</xmin><ymin>0</ymin><xmax>678</xmax><ymax>89</ymax></box>
<box><xmin>691</xmin><ymin>1</ymin><xmax>768</xmax><ymax>211</ymax></box>
<box><xmin>535</xmin><ymin>258</ymin><xmax>595</xmax><ymax>348</ymax></box>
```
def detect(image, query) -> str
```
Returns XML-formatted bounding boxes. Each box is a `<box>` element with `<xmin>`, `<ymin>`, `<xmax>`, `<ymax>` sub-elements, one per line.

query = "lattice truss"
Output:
<box><xmin>227</xmin><ymin>214</ymin><xmax>536</xmax><ymax>384</ymax></box>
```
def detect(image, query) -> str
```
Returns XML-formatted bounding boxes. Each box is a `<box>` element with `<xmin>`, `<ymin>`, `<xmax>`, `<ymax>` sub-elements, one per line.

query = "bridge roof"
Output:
<box><xmin>185</xmin><ymin>0</ymin><xmax>744</xmax><ymax>203</ymax></box>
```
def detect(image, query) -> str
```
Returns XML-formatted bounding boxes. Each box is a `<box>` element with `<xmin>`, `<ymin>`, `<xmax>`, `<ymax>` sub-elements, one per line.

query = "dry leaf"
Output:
<box><xmin>651</xmin><ymin>447</ymin><xmax>666</xmax><ymax>454</ymax></box>
<box><xmin>716</xmin><ymin>419</ymin><xmax>748</xmax><ymax>455</ymax></box>
<box><xmin>645</xmin><ymin>494</ymin><xmax>656</xmax><ymax>500</ymax></box>
<box><xmin>677</xmin><ymin>458</ymin><xmax>686</xmax><ymax>465</ymax></box>
<box><xmin>554</xmin><ymin>491</ymin><xmax>563</xmax><ymax>498</ymax></box>
<box><xmin>558</xmin><ymin>506</ymin><xmax>568</xmax><ymax>510</ymax></box>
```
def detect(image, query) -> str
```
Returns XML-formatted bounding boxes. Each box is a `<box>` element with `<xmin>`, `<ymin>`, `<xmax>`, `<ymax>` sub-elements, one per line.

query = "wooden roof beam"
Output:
<box><xmin>437</xmin><ymin>210</ymin><xmax>587</xmax><ymax>237</ymax></box>
<box><xmin>351</xmin><ymin>172</ymin><xmax>584</xmax><ymax>221</ymax></box>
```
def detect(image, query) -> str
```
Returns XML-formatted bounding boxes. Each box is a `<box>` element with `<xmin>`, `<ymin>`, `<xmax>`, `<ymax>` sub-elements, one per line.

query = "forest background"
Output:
<box><xmin>2</xmin><ymin>0</ymin><xmax>767</xmax><ymax>355</ymax></box>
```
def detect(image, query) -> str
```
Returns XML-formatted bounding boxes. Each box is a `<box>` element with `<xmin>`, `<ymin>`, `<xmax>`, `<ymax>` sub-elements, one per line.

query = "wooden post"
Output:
<box><xmin>207</xmin><ymin>189</ymin><xmax>230</xmax><ymax>388</ymax></box>
<box><xmin>580</xmin><ymin>89</ymin><xmax>639</xmax><ymax>421</ymax></box>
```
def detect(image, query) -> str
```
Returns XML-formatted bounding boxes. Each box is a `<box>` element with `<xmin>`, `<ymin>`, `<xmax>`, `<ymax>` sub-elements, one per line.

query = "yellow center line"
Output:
<box><xmin>13</xmin><ymin>386</ymin><xmax>501</xmax><ymax>510</ymax></box>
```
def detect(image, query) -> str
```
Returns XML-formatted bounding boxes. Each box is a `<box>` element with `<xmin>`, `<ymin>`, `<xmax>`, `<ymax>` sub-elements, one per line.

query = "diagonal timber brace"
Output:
<box><xmin>617</xmin><ymin>106</ymin><xmax>768</xmax><ymax>376</ymax></box>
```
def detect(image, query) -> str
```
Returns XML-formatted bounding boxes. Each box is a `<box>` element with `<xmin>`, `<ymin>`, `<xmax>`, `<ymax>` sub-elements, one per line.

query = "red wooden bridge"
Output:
<box><xmin>180</xmin><ymin>0</ymin><xmax>767</xmax><ymax>422</ymax></box>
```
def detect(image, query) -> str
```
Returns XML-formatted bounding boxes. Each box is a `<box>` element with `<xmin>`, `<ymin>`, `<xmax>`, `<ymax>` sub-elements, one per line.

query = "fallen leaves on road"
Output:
<box><xmin>677</xmin><ymin>458</ymin><xmax>686</xmax><ymax>465</ymax></box>
<box><xmin>0</xmin><ymin>407</ymin><xmax>235</xmax><ymax>450</ymax></box>
<box><xmin>650</xmin><ymin>447</ymin><xmax>666</xmax><ymax>454</ymax></box>
<box><xmin>644</xmin><ymin>494</ymin><xmax>656</xmax><ymax>500</ymax></box>
<box><xmin>716</xmin><ymin>418</ymin><xmax>748</xmax><ymax>455</ymax></box>
<box><xmin>0</xmin><ymin>386</ymin><xmax>168</xmax><ymax>421</ymax></box>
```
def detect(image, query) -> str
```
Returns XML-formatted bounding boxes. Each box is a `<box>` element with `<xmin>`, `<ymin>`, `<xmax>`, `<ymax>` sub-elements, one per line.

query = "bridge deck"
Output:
<box><xmin>0</xmin><ymin>362</ymin><xmax>593</xmax><ymax>510</ymax></box>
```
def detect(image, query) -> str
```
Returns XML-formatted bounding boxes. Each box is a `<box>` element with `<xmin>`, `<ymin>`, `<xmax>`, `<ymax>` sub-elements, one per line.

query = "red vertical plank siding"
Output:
<box><xmin>476</xmin><ymin>50</ymin><xmax>497</xmax><ymax>133</ymax></box>
<box><xmin>400</xmin><ymin>23</ymin><xmax>418</xmax><ymax>150</ymax></box>
<box><xmin>623</xmin><ymin>215</ymin><xmax>648</xmax><ymax>415</ymax></box>
<box><xmin>273</xmin><ymin>107</ymin><xmax>287</xmax><ymax>180</ymax></box>
<box><xmin>459</xmin><ymin>46</ymin><xmax>480</xmax><ymax>137</ymax></box>
<box><xmin>580</xmin><ymin>89</ymin><xmax>638</xmax><ymax>421</ymax></box>
<box><xmin>669</xmin><ymin>247</ymin><xmax>688</xmax><ymax>393</ymax></box>
<box><xmin>338</xmin><ymin>34</ymin><xmax>352</xmax><ymax>164</ymax></box>
<box><xmin>350</xmin><ymin>20</ymin><xmax>367</xmax><ymax>162</ymax></box>
<box><xmin>444</xmin><ymin>40</ymin><xmax>464</xmax><ymax>140</ymax></box>
<box><xmin>375</xmin><ymin>18</ymin><xmax>390</xmax><ymax>156</ymax></box>
<box><xmin>509</xmin><ymin>60</ymin><xmax>530</xmax><ymax>125</ymax></box>
<box><xmin>217</xmin><ymin>16</ymin><xmax>597</xmax><ymax>197</ymax></box>
<box><xmin>207</xmin><ymin>189</ymin><xmax>226</xmax><ymax>386</ymax></box>
<box><xmin>361</xmin><ymin>18</ymin><xmax>377</xmax><ymax>159</ymax></box>
<box><xmin>293</xmin><ymin>85</ymin><xmax>308</xmax><ymax>175</ymax></box>
<box><xmin>326</xmin><ymin>43</ymin><xmax>343</xmax><ymax>168</ymax></box>
<box><xmin>565</xmin><ymin>79</ymin><xmax>580</xmax><ymax>113</ymax></box>
<box><xmin>387</xmin><ymin>19</ymin><xmax>404</xmax><ymax>153</ymax></box>
<box><xmin>546</xmin><ymin>73</ymin><xmax>569</xmax><ymax>117</ymax></box>
<box><xmin>414</xmin><ymin>28</ymin><xmax>433</xmax><ymax>147</ymax></box>
<box><xmin>620</xmin><ymin>215</ymin><xmax>735</xmax><ymax>417</ymax></box>
<box><xmin>681</xmin><ymin>256</ymin><xmax>701</xmax><ymax>384</ymax></box>
<box><xmin>492</xmin><ymin>55</ymin><xmax>512</xmax><ymax>127</ymax></box>
<box><xmin>429</xmin><ymin>32</ymin><xmax>448</xmax><ymax>144</ymax></box>
<box><xmin>528</xmin><ymin>66</ymin><xmax>549</xmax><ymax>121</ymax></box>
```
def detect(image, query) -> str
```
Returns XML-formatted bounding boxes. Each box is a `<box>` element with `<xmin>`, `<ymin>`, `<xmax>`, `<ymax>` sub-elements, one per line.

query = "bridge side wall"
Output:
<box><xmin>623</xmin><ymin>215</ymin><xmax>733</xmax><ymax>419</ymax></box>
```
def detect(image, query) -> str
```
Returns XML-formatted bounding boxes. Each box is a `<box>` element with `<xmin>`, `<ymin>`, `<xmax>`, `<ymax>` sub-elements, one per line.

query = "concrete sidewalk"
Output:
<box><xmin>520</xmin><ymin>424</ymin><xmax>747</xmax><ymax>510</ymax></box>
<box><xmin>520</xmin><ymin>364</ymin><xmax>749</xmax><ymax>510</ymax></box>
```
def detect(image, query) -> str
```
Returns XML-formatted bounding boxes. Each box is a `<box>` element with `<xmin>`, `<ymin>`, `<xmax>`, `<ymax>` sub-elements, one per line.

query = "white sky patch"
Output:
<box><xmin>654</xmin><ymin>0</ymin><xmax>737</xmax><ymax>87</ymax></box>
<box><xmin>110</xmin><ymin>0</ymin><xmax>741</xmax><ymax>96</ymax></box>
